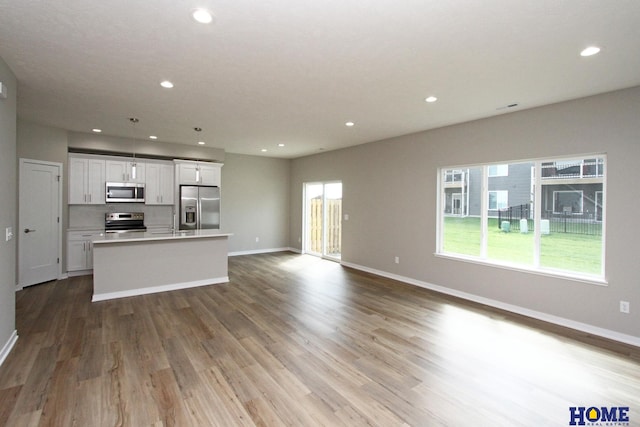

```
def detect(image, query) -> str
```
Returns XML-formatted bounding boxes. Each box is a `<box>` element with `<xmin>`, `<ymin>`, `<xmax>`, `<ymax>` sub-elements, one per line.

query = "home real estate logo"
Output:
<box><xmin>569</xmin><ymin>406</ymin><xmax>630</xmax><ymax>426</ymax></box>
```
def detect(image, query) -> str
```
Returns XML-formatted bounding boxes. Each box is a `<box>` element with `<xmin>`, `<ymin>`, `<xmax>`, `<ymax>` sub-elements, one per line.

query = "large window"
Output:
<box><xmin>438</xmin><ymin>156</ymin><xmax>606</xmax><ymax>280</ymax></box>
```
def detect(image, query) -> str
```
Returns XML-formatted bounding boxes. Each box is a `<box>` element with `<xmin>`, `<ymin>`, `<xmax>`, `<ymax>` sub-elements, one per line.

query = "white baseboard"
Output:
<box><xmin>341</xmin><ymin>261</ymin><xmax>640</xmax><ymax>348</ymax></box>
<box><xmin>0</xmin><ymin>330</ymin><xmax>18</xmax><ymax>367</ymax></box>
<box><xmin>68</xmin><ymin>270</ymin><xmax>92</xmax><ymax>278</ymax></box>
<box><xmin>229</xmin><ymin>247</ymin><xmax>298</xmax><ymax>257</ymax></box>
<box><xmin>92</xmin><ymin>277</ymin><xmax>229</xmax><ymax>302</ymax></box>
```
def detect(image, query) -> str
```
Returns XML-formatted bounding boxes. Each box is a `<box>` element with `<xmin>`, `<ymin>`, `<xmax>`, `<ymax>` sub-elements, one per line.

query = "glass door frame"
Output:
<box><xmin>302</xmin><ymin>181</ymin><xmax>342</xmax><ymax>261</ymax></box>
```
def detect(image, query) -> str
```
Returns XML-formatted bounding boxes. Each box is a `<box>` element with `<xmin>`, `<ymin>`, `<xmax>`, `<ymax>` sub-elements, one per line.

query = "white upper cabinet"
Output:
<box><xmin>175</xmin><ymin>160</ymin><xmax>222</xmax><ymax>186</ymax></box>
<box><xmin>105</xmin><ymin>159</ymin><xmax>145</xmax><ymax>183</ymax></box>
<box><xmin>69</xmin><ymin>155</ymin><xmax>221</xmax><ymax>207</ymax></box>
<box><xmin>198</xmin><ymin>164</ymin><xmax>221</xmax><ymax>186</ymax></box>
<box><xmin>69</xmin><ymin>155</ymin><xmax>105</xmax><ymax>204</ymax></box>
<box><xmin>145</xmin><ymin>161</ymin><xmax>175</xmax><ymax>205</ymax></box>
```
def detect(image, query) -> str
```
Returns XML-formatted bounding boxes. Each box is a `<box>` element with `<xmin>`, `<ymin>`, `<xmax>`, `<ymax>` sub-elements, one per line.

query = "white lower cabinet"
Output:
<box><xmin>67</xmin><ymin>230</ymin><xmax>103</xmax><ymax>273</ymax></box>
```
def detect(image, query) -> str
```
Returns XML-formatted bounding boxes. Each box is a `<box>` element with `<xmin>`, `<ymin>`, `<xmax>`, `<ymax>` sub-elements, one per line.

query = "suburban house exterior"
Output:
<box><xmin>443</xmin><ymin>157</ymin><xmax>604</xmax><ymax>226</ymax></box>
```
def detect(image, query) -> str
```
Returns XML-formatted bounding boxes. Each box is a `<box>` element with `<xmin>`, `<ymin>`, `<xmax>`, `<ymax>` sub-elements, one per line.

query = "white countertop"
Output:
<box><xmin>92</xmin><ymin>229</ymin><xmax>233</xmax><ymax>244</ymax></box>
<box><xmin>67</xmin><ymin>228</ymin><xmax>105</xmax><ymax>233</ymax></box>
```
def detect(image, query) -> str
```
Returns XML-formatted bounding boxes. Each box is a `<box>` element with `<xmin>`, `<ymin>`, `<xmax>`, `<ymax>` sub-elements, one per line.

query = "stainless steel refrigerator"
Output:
<box><xmin>179</xmin><ymin>185</ymin><xmax>220</xmax><ymax>230</ymax></box>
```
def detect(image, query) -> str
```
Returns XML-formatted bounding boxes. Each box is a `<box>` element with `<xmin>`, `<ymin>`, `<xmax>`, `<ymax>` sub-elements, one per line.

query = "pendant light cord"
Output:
<box><xmin>130</xmin><ymin>117</ymin><xmax>139</xmax><ymax>179</ymax></box>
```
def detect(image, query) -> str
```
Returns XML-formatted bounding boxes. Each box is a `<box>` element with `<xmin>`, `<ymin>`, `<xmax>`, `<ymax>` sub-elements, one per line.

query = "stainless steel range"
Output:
<box><xmin>104</xmin><ymin>212</ymin><xmax>147</xmax><ymax>233</ymax></box>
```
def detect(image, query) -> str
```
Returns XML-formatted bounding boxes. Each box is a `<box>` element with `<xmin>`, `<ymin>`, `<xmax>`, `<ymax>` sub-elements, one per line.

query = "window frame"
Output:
<box><xmin>488</xmin><ymin>164</ymin><xmax>508</xmax><ymax>177</ymax></box>
<box><xmin>488</xmin><ymin>190</ymin><xmax>508</xmax><ymax>211</ymax></box>
<box><xmin>436</xmin><ymin>154</ymin><xmax>607</xmax><ymax>284</ymax></box>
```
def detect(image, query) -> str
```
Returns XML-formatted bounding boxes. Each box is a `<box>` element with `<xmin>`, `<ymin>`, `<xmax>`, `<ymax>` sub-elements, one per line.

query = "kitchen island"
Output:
<box><xmin>91</xmin><ymin>229</ymin><xmax>232</xmax><ymax>302</ymax></box>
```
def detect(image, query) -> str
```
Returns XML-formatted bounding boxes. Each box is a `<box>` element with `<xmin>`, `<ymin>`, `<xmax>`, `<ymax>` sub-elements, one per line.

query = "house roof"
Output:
<box><xmin>0</xmin><ymin>0</ymin><xmax>639</xmax><ymax>158</ymax></box>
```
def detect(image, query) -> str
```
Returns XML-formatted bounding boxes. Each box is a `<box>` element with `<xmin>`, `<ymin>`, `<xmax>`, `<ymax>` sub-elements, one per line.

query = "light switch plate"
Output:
<box><xmin>5</xmin><ymin>227</ymin><xmax>13</xmax><ymax>241</ymax></box>
<box><xmin>0</xmin><ymin>82</ymin><xmax>7</xmax><ymax>99</ymax></box>
<box><xmin>620</xmin><ymin>301</ymin><xmax>630</xmax><ymax>314</ymax></box>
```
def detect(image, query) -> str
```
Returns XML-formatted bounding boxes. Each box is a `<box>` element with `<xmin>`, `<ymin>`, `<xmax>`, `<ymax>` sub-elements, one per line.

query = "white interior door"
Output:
<box><xmin>19</xmin><ymin>159</ymin><xmax>62</xmax><ymax>287</ymax></box>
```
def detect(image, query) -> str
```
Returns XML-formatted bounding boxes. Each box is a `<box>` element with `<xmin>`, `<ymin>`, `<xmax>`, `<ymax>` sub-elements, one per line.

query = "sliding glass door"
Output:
<box><xmin>304</xmin><ymin>182</ymin><xmax>342</xmax><ymax>260</ymax></box>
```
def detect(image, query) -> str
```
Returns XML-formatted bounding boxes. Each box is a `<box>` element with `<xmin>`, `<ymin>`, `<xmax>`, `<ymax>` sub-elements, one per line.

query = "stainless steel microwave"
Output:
<box><xmin>105</xmin><ymin>182</ymin><xmax>145</xmax><ymax>203</ymax></box>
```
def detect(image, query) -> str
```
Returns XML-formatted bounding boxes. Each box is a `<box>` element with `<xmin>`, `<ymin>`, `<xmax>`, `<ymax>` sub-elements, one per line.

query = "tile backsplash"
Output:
<box><xmin>69</xmin><ymin>204</ymin><xmax>174</xmax><ymax>229</ymax></box>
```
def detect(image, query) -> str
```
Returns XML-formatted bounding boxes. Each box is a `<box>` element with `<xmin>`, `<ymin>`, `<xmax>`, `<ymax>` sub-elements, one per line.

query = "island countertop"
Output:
<box><xmin>91</xmin><ymin>229</ymin><xmax>232</xmax><ymax>302</ymax></box>
<box><xmin>92</xmin><ymin>229</ymin><xmax>233</xmax><ymax>245</ymax></box>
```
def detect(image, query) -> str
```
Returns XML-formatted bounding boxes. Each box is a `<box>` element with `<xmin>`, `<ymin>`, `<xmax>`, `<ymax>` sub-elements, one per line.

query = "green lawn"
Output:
<box><xmin>442</xmin><ymin>217</ymin><xmax>602</xmax><ymax>275</ymax></box>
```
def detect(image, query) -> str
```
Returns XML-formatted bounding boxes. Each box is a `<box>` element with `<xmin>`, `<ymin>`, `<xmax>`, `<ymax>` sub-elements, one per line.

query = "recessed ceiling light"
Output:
<box><xmin>278</xmin><ymin>143</ymin><xmax>285</xmax><ymax>147</ymax></box>
<box><xmin>92</xmin><ymin>128</ymin><xmax>102</xmax><ymax>133</ymax></box>
<box><xmin>160</xmin><ymin>80</ymin><xmax>174</xmax><ymax>89</ymax></box>
<box><xmin>345</xmin><ymin>121</ymin><xmax>355</xmax><ymax>127</ymax></box>
<box><xmin>198</xmin><ymin>141</ymin><xmax>205</xmax><ymax>145</ymax></box>
<box><xmin>580</xmin><ymin>46</ymin><xmax>601</xmax><ymax>57</ymax></box>
<box><xmin>261</xmin><ymin>148</ymin><xmax>268</xmax><ymax>152</ymax></box>
<box><xmin>149</xmin><ymin>135</ymin><xmax>158</xmax><ymax>140</ymax></box>
<box><xmin>192</xmin><ymin>9</ymin><xmax>213</xmax><ymax>24</ymax></box>
<box><xmin>425</xmin><ymin>96</ymin><xmax>438</xmax><ymax>103</ymax></box>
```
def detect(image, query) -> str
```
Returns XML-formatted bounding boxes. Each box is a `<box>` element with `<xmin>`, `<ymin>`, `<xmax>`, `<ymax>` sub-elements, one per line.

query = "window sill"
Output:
<box><xmin>434</xmin><ymin>252</ymin><xmax>608</xmax><ymax>287</ymax></box>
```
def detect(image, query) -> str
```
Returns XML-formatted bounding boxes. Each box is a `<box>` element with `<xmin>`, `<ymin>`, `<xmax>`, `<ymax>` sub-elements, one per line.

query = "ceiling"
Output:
<box><xmin>0</xmin><ymin>0</ymin><xmax>639</xmax><ymax>159</ymax></box>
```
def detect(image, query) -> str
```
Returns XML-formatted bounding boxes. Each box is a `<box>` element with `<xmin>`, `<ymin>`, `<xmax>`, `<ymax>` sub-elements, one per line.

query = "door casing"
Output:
<box><xmin>18</xmin><ymin>158</ymin><xmax>63</xmax><ymax>289</ymax></box>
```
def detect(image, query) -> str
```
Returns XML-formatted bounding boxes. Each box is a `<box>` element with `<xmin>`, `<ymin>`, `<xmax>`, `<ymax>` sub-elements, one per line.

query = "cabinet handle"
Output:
<box><xmin>89</xmin><ymin>194</ymin><xmax>92</xmax><ymax>203</ymax></box>
<box><xmin>84</xmin><ymin>194</ymin><xmax>87</xmax><ymax>202</ymax></box>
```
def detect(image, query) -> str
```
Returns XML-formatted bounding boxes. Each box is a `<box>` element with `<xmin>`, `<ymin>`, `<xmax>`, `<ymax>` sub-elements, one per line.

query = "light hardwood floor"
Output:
<box><xmin>1</xmin><ymin>252</ymin><xmax>639</xmax><ymax>426</ymax></box>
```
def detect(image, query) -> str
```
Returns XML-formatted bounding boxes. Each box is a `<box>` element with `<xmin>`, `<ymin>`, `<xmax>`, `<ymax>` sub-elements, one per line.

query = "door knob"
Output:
<box><xmin>24</xmin><ymin>228</ymin><xmax>36</xmax><ymax>233</ymax></box>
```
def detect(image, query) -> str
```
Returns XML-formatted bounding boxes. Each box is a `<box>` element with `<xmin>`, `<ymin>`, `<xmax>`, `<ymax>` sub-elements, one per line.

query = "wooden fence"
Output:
<box><xmin>309</xmin><ymin>197</ymin><xmax>342</xmax><ymax>256</ymax></box>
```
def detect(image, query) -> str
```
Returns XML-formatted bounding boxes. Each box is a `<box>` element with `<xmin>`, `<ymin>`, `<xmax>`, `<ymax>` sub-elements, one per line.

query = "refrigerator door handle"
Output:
<box><xmin>197</xmin><ymin>195</ymin><xmax>201</xmax><ymax>229</ymax></box>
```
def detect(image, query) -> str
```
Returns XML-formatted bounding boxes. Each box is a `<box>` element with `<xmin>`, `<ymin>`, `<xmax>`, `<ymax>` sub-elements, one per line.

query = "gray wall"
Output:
<box><xmin>222</xmin><ymin>153</ymin><xmax>290</xmax><ymax>253</ymax></box>
<box><xmin>17</xmin><ymin>121</ymin><xmax>70</xmax><ymax>269</ymax></box>
<box><xmin>290</xmin><ymin>86</ymin><xmax>640</xmax><ymax>339</ymax></box>
<box><xmin>0</xmin><ymin>57</ymin><xmax>17</xmax><ymax>356</ymax></box>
